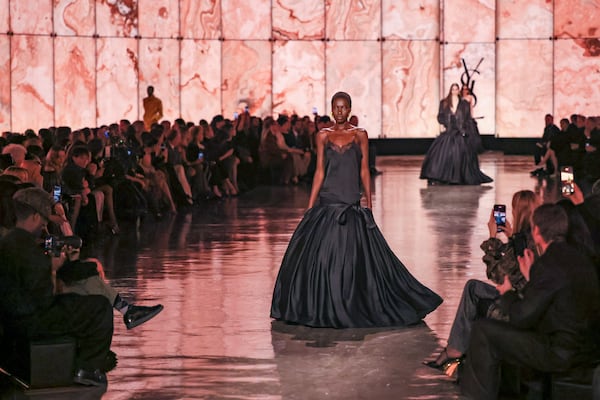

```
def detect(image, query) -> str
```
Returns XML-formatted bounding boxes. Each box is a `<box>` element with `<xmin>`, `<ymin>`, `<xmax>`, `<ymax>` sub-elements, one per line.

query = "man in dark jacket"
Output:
<box><xmin>460</xmin><ymin>204</ymin><xmax>600</xmax><ymax>399</ymax></box>
<box><xmin>0</xmin><ymin>187</ymin><xmax>113</xmax><ymax>386</ymax></box>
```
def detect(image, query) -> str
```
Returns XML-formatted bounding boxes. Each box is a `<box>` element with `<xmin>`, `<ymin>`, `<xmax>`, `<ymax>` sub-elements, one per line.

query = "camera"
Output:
<box><xmin>44</xmin><ymin>235</ymin><xmax>82</xmax><ymax>257</ymax></box>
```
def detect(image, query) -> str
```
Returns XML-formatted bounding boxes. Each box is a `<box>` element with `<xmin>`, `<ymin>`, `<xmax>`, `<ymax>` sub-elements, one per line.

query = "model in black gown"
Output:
<box><xmin>420</xmin><ymin>83</ymin><xmax>492</xmax><ymax>185</ymax></box>
<box><xmin>270</xmin><ymin>92</ymin><xmax>443</xmax><ymax>328</ymax></box>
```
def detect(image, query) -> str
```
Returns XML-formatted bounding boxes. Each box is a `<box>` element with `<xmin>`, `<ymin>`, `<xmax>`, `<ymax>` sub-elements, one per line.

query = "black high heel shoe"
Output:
<box><xmin>423</xmin><ymin>348</ymin><xmax>463</xmax><ymax>370</ymax></box>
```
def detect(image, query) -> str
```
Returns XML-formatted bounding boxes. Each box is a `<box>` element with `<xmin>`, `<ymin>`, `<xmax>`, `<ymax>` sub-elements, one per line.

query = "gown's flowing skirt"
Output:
<box><xmin>420</xmin><ymin>130</ymin><xmax>493</xmax><ymax>185</ymax></box>
<box><xmin>270</xmin><ymin>203</ymin><xmax>443</xmax><ymax>328</ymax></box>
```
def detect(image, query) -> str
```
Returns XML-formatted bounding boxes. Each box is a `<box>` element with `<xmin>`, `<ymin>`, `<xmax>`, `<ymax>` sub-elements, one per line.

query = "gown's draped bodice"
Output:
<box><xmin>319</xmin><ymin>140</ymin><xmax>362</xmax><ymax>205</ymax></box>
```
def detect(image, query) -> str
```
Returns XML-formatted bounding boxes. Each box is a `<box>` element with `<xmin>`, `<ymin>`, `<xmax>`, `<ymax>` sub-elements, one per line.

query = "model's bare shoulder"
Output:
<box><xmin>352</xmin><ymin>127</ymin><xmax>369</xmax><ymax>140</ymax></box>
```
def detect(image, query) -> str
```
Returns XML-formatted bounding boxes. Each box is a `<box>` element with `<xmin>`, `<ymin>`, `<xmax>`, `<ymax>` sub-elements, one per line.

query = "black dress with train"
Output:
<box><xmin>270</xmin><ymin>139</ymin><xmax>443</xmax><ymax>328</ymax></box>
<box><xmin>420</xmin><ymin>99</ymin><xmax>492</xmax><ymax>185</ymax></box>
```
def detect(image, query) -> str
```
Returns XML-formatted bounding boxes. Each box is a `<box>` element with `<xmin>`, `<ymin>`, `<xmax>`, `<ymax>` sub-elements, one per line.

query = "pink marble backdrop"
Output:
<box><xmin>0</xmin><ymin>0</ymin><xmax>9</xmax><ymax>33</ymax></box>
<box><xmin>221</xmin><ymin>0</ymin><xmax>270</xmax><ymax>40</ymax></box>
<box><xmin>10</xmin><ymin>0</ymin><xmax>53</xmax><ymax>35</ymax></box>
<box><xmin>497</xmin><ymin>0</ymin><xmax>552</xmax><ymax>39</ymax></box>
<box><xmin>443</xmin><ymin>43</ymin><xmax>495</xmax><ymax>135</ymax></box>
<box><xmin>442</xmin><ymin>0</ymin><xmax>495</xmax><ymax>43</ymax></box>
<box><xmin>180</xmin><ymin>0</ymin><xmax>221</xmax><ymax>39</ymax></box>
<box><xmin>272</xmin><ymin>40</ymin><xmax>325</xmax><ymax>118</ymax></box>
<box><xmin>0</xmin><ymin>36</ymin><xmax>9</xmax><ymax>132</ymax></box>
<box><xmin>382</xmin><ymin>0</ymin><xmax>439</xmax><ymax>40</ymax></box>
<box><xmin>138</xmin><ymin>38</ymin><xmax>180</xmax><ymax>123</ymax></box>
<box><xmin>138</xmin><ymin>0</ymin><xmax>179</xmax><ymax>38</ymax></box>
<box><xmin>555</xmin><ymin>0</ymin><xmax>600</xmax><ymax>39</ymax></box>
<box><xmin>222</xmin><ymin>41</ymin><xmax>272</xmax><ymax>118</ymax></box>
<box><xmin>326</xmin><ymin>0</ymin><xmax>381</xmax><ymax>40</ymax></box>
<box><xmin>96</xmin><ymin>38</ymin><xmax>138</xmax><ymax>125</ymax></box>
<box><xmin>180</xmin><ymin>39</ymin><xmax>222</xmax><ymax>122</ymax></box>
<box><xmin>96</xmin><ymin>0</ymin><xmax>139</xmax><ymax>38</ymax></box>
<box><xmin>54</xmin><ymin>0</ymin><xmax>95</xmax><ymax>36</ymax></box>
<box><xmin>496</xmin><ymin>40</ymin><xmax>553</xmax><ymax>138</ymax></box>
<box><xmin>54</xmin><ymin>37</ymin><xmax>96</xmax><ymax>129</ymax></box>
<box><xmin>11</xmin><ymin>35</ymin><xmax>54</xmax><ymax>132</ymax></box>
<box><xmin>383</xmin><ymin>40</ymin><xmax>440</xmax><ymax>138</ymax></box>
<box><xmin>272</xmin><ymin>0</ymin><xmax>324</xmax><ymax>40</ymax></box>
<box><xmin>554</xmin><ymin>38</ymin><xmax>600</xmax><ymax>120</ymax></box>
<box><xmin>326</xmin><ymin>41</ymin><xmax>381</xmax><ymax>138</ymax></box>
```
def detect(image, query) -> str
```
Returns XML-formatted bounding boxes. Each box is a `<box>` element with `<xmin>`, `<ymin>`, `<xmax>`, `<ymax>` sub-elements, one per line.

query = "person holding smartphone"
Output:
<box><xmin>424</xmin><ymin>190</ymin><xmax>540</xmax><ymax>377</ymax></box>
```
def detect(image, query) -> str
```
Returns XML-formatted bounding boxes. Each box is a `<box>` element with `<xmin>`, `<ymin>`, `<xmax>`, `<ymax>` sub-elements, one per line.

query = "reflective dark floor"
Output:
<box><xmin>2</xmin><ymin>154</ymin><xmax>559</xmax><ymax>400</ymax></box>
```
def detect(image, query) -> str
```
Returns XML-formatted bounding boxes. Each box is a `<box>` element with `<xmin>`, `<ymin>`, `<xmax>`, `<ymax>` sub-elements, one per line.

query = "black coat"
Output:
<box><xmin>437</xmin><ymin>98</ymin><xmax>471</xmax><ymax>137</ymax></box>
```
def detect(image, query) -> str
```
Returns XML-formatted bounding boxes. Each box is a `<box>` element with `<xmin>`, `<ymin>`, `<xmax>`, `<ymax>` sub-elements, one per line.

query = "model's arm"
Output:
<box><xmin>358</xmin><ymin>129</ymin><xmax>372</xmax><ymax>209</ymax></box>
<box><xmin>307</xmin><ymin>131</ymin><xmax>327</xmax><ymax>209</ymax></box>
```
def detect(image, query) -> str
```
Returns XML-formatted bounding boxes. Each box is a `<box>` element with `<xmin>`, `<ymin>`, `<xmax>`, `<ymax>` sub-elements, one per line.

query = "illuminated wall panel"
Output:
<box><xmin>11</xmin><ymin>35</ymin><xmax>54</xmax><ymax>132</ymax></box>
<box><xmin>443</xmin><ymin>0</ymin><xmax>495</xmax><ymax>43</ymax></box>
<box><xmin>0</xmin><ymin>0</ymin><xmax>599</xmax><ymax>138</ymax></box>
<box><xmin>326</xmin><ymin>41</ymin><xmax>381</xmax><ymax>138</ymax></box>
<box><xmin>496</xmin><ymin>40</ymin><xmax>553</xmax><ymax>138</ymax></box>
<box><xmin>443</xmin><ymin>43</ymin><xmax>495</xmax><ymax>136</ymax></box>
<box><xmin>272</xmin><ymin>0</ymin><xmax>324</xmax><ymax>40</ymax></box>
<box><xmin>222</xmin><ymin>41</ymin><xmax>272</xmax><ymax>118</ymax></box>
<box><xmin>138</xmin><ymin>38</ymin><xmax>180</xmax><ymax>122</ymax></box>
<box><xmin>180</xmin><ymin>0</ymin><xmax>221</xmax><ymax>39</ymax></box>
<box><xmin>138</xmin><ymin>0</ymin><xmax>179</xmax><ymax>39</ymax></box>
<box><xmin>10</xmin><ymin>0</ymin><xmax>52</xmax><ymax>35</ymax></box>
<box><xmin>554</xmin><ymin>38</ymin><xmax>600</xmax><ymax>119</ymax></box>
<box><xmin>0</xmin><ymin>36</ymin><xmax>10</xmax><ymax>132</ymax></box>
<box><xmin>96</xmin><ymin>37</ymin><xmax>138</xmax><ymax>125</ymax></box>
<box><xmin>54</xmin><ymin>0</ymin><xmax>95</xmax><ymax>36</ymax></box>
<box><xmin>326</xmin><ymin>0</ymin><xmax>381</xmax><ymax>41</ymax></box>
<box><xmin>54</xmin><ymin>37</ymin><xmax>96</xmax><ymax>129</ymax></box>
<box><xmin>180</xmin><ymin>39</ymin><xmax>221</xmax><ymax>122</ymax></box>
<box><xmin>382</xmin><ymin>40</ymin><xmax>440</xmax><ymax>139</ymax></box>
<box><xmin>272</xmin><ymin>40</ymin><xmax>325</xmax><ymax>118</ymax></box>
<box><xmin>382</xmin><ymin>0</ymin><xmax>439</xmax><ymax>40</ymax></box>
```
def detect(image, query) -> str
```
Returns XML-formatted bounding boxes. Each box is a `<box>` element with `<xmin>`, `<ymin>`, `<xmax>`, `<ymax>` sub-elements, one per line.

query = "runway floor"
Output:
<box><xmin>1</xmin><ymin>153</ymin><xmax>560</xmax><ymax>400</ymax></box>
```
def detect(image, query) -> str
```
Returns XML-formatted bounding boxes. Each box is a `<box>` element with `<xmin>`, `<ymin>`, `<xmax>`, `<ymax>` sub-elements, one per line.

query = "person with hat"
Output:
<box><xmin>0</xmin><ymin>187</ymin><xmax>113</xmax><ymax>386</ymax></box>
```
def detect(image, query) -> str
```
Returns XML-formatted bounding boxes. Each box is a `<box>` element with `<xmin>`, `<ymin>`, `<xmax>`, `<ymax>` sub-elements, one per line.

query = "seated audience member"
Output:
<box><xmin>43</xmin><ymin>144</ymin><xmax>67</xmax><ymax>193</ymax></box>
<box><xmin>164</xmin><ymin>128</ymin><xmax>194</xmax><ymax>206</ymax></box>
<box><xmin>1</xmin><ymin>143</ymin><xmax>27</xmax><ymax>167</ymax></box>
<box><xmin>0</xmin><ymin>188</ymin><xmax>113</xmax><ymax>386</ymax></box>
<box><xmin>424</xmin><ymin>190</ymin><xmax>539</xmax><ymax>376</ymax></box>
<box><xmin>460</xmin><ymin>204</ymin><xmax>600</xmax><ymax>399</ymax></box>
<box><xmin>258</xmin><ymin>117</ymin><xmax>294</xmax><ymax>185</ymax></box>
<box><xmin>531</xmin><ymin>114</ymin><xmax>560</xmax><ymax>176</ymax></box>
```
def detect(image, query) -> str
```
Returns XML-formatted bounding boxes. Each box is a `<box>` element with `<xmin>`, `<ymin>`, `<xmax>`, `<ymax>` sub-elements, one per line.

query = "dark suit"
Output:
<box><xmin>461</xmin><ymin>241</ymin><xmax>600</xmax><ymax>399</ymax></box>
<box><xmin>0</xmin><ymin>228</ymin><xmax>113</xmax><ymax>371</ymax></box>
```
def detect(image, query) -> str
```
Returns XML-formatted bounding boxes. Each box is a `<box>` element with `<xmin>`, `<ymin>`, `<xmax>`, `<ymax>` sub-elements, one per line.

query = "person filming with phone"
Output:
<box><xmin>423</xmin><ymin>190</ymin><xmax>541</xmax><ymax>377</ymax></box>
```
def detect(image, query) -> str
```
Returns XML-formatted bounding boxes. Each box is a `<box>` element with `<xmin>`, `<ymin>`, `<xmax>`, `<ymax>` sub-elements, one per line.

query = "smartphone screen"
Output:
<box><xmin>312</xmin><ymin>106</ymin><xmax>318</xmax><ymax>115</ymax></box>
<box><xmin>560</xmin><ymin>166</ymin><xmax>574</xmax><ymax>195</ymax></box>
<box><xmin>53</xmin><ymin>185</ymin><xmax>62</xmax><ymax>203</ymax></box>
<box><xmin>493</xmin><ymin>204</ymin><xmax>506</xmax><ymax>232</ymax></box>
<box><xmin>197</xmin><ymin>152</ymin><xmax>204</xmax><ymax>160</ymax></box>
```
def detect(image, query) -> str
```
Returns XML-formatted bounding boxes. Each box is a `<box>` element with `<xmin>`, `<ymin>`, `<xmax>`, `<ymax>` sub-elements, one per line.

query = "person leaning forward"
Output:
<box><xmin>0</xmin><ymin>187</ymin><xmax>113</xmax><ymax>386</ymax></box>
<box><xmin>460</xmin><ymin>204</ymin><xmax>600</xmax><ymax>399</ymax></box>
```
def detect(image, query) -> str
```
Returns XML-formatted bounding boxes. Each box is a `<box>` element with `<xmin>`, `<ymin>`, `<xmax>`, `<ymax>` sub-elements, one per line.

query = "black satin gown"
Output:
<box><xmin>270</xmin><ymin>140</ymin><xmax>443</xmax><ymax>328</ymax></box>
<box><xmin>420</xmin><ymin>100</ymin><xmax>492</xmax><ymax>185</ymax></box>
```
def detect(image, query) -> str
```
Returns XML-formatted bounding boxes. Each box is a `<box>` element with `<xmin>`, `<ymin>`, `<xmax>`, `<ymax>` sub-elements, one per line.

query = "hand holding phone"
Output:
<box><xmin>560</xmin><ymin>166</ymin><xmax>574</xmax><ymax>196</ymax></box>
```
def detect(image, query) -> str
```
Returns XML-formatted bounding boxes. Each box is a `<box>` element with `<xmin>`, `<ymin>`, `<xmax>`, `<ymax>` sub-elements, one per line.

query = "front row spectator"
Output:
<box><xmin>0</xmin><ymin>188</ymin><xmax>113</xmax><ymax>386</ymax></box>
<box><xmin>460</xmin><ymin>203</ymin><xmax>600</xmax><ymax>399</ymax></box>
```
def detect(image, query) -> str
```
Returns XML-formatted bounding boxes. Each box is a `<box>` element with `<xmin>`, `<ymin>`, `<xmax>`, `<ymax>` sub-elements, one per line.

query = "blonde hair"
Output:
<box><xmin>511</xmin><ymin>190</ymin><xmax>539</xmax><ymax>233</ymax></box>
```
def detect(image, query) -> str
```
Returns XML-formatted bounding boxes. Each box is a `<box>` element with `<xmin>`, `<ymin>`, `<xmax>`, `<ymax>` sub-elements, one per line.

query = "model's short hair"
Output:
<box><xmin>331</xmin><ymin>92</ymin><xmax>352</xmax><ymax>109</ymax></box>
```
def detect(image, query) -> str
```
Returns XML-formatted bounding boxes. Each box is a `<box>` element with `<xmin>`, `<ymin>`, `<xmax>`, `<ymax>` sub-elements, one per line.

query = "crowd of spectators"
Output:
<box><xmin>0</xmin><ymin>111</ymin><xmax>334</xmax><ymax>241</ymax></box>
<box><xmin>531</xmin><ymin>113</ymin><xmax>600</xmax><ymax>196</ymax></box>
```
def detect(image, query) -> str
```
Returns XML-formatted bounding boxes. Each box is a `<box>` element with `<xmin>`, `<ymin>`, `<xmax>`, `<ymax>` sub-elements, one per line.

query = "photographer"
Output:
<box><xmin>423</xmin><ymin>190</ymin><xmax>540</xmax><ymax>377</ymax></box>
<box><xmin>0</xmin><ymin>187</ymin><xmax>112</xmax><ymax>386</ymax></box>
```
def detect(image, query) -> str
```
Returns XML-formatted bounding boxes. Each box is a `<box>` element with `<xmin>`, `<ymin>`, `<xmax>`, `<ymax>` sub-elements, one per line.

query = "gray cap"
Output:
<box><xmin>12</xmin><ymin>187</ymin><xmax>54</xmax><ymax>220</ymax></box>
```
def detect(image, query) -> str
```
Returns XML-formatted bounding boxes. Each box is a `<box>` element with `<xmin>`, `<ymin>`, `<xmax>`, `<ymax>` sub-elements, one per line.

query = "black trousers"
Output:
<box><xmin>460</xmin><ymin>319</ymin><xmax>568</xmax><ymax>400</ymax></box>
<box><xmin>30</xmin><ymin>294</ymin><xmax>113</xmax><ymax>371</ymax></box>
